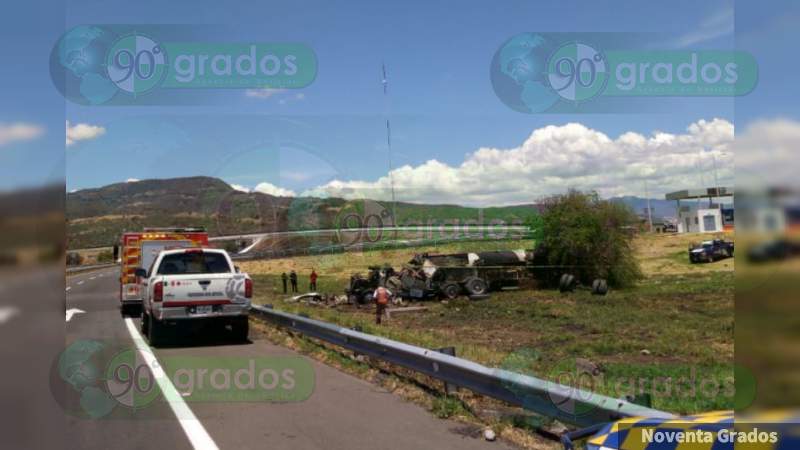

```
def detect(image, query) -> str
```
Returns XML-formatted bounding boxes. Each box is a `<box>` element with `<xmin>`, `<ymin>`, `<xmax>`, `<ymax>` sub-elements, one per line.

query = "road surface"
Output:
<box><xmin>64</xmin><ymin>268</ymin><xmax>516</xmax><ymax>449</ymax></box>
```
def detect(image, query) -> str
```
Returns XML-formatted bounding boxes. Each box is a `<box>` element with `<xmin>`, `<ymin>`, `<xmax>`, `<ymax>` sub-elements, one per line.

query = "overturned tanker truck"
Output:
<box><xmin>345</xmin><ymin>249</ymin><xmax>608</xmax><ymax>303</ymax></box>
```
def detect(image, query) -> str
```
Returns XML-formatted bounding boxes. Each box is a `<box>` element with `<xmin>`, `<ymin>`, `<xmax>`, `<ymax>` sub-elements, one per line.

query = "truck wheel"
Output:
<box><xmin>559</xmin><ymin>274</ymin><xmax>576</xmax><ymax>293</ymax></box>
<box><xmin>441</xmin><ymin>283</ymin><xmax>460</xmax><ymax>300</ymax></box>
<box><xmin>463</xmin><ymin>277</ymin><xmax>488</xmax><ymax>296</ymax></box>
<box><xmin>591</xmin><ymin>279</ymin><xmax>608</xmax><ymax>295</ymax></box>
<box><xmin>148</xmin><ymin>315</ymin><xmax>165</xmax><ymax>347</ymax></box>
<box><xmin>232</xmin><ymin>317</ymin><xmax>249</xmax><ymax>342</ymax></box>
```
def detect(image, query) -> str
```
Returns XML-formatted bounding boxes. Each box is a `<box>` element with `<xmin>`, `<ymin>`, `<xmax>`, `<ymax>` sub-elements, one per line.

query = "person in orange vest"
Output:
<box><xmin>309</xmin><ymin>269</ymin><xmax>318</xmax><ymax>291</ymax></box>
<box><xmin>373</xmin><ymin>286</ymin><xmax>392</xmax><ymax>324</ymax></box>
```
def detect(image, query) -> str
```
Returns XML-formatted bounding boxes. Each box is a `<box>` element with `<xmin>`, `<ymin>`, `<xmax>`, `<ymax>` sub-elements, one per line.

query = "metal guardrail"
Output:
<box><xmin>233</xmin><ymin>232</ymin><xmax>535</xmax><ymax>261</ymax></box>
<box><xmin>66</xmin><ymin>263</ymin><xmax>117</xmax><ymax>273</ymax></box>
<box><xmin>250</xmin><ymin>305</ymin><xmax>673</xmax><ymax>428</ymax></box>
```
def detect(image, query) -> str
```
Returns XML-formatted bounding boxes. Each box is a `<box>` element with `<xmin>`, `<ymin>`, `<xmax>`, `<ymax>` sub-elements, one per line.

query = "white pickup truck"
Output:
<box><xmin>136</xmin><ymin>247</ymin><xmax>251</xmax><ymax>346</ymax></box>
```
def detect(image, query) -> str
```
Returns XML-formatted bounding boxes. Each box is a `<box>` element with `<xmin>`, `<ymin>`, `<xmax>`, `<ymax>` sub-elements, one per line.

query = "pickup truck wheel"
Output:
<box><xmin>141</xmin><ymin>310</ymin><xmax>149</xmax><ymax>335</ymax></box>
<box><xmin>232</xmin><ymin>317</ymin><xmax>249</xmax><ymax>342</ymax></box>
<box><xmin>148</xmin><ymin>314</ymin><xmax>165</xmax><ymax>347</ymax></box>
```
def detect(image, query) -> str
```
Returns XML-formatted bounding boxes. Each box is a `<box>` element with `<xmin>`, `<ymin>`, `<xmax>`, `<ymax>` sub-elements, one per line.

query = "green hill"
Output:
<box><xmin>67</xmin><ymin>176</ymin><xmax>539</xmax><ymax>249</ymax></box>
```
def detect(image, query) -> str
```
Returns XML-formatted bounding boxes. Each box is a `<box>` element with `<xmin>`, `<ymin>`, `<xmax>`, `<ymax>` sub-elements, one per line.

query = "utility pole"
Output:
<box><xmin>711</xmin><ymin>153</ymin><xmax>721</xmax><ymax>209</ymax></box>
<box><xmin>644</xmin><ymin>180</ymin><xmax>653</xmax><ymax>232</ymax></box>
<box><xmin>382</xmin><ymin>62</ymin><xmax>397</xmax><ymax>227</ymax></box>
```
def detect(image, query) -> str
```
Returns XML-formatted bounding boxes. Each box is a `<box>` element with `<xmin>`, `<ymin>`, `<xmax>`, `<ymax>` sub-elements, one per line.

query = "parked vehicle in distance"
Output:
<box><xmin>689</xmin><ymin>239</ymin><xmax>734</xmax><ymax>263</ymax></box>
<box><xmin>119</xmin><ymin>227</ymin><xmax>209</xmax><ymax>315</ymax></box>
<box><xmin>138</xmin><ymin>247</ymin><xmax>251</xmax><ymax>346</ymax></box>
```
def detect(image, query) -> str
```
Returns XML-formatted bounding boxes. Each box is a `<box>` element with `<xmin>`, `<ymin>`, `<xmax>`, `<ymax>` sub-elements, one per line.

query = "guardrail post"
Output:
<box><xmin>436</xmin><ymin>346</ymin><xmax>458</xmax><ymax>395</ymax></box>
<box><xmin>351</xmin><ymin>325</ymin><xmax>363</xmax><ymax>358</ymax></box>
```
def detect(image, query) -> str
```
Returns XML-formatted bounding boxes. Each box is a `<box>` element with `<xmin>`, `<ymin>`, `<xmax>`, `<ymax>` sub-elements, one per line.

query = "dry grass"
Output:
<box><xmin>245</xmin><ymin>232</ymin><xmax>734</xmax><ymax>414</ymax></box>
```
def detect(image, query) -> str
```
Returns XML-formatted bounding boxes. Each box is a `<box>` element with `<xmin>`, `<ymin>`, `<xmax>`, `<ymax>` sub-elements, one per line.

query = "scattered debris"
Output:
<box><xmin>385</xmin><ymin>306</ymin><xmax>429</xmax><ymax>319</ymax></box>
<box><xmin>546</xmin><ymin>420</ymin><xmax>569</xmax><ymax>435</ymax></box>
<box><xmin>575</xmin><ymin>357</ymin><xmax>603</xmax><ymax>376</ymax></box>
<box><xmin>483</xmin><ymin>428</ymin><xmax>496</xmax><ymax>441</ymax></box>
<box><xmin>640</xmin><ymin>349</ymin><xmax>652</xmax><ymax>356</ymax></box>
<box><xmin>286</xmin><ymin>292</ymin><xmax>350</xmax><ymax>308</ymax></box>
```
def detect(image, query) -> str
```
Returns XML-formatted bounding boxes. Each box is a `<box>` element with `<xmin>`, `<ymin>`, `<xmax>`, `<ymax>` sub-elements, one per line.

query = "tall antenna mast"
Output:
<box><xmin>711</xmin><ymin>151</ymin><xmax>721</xmax><ymax>209</ymax></box>
<box><xmin>644</xmin><ymin>179</ymin><xmax>653</xmax><ymax>232</ymax></box>
<box><xmin>382</xmin><ymin>62</ymin><xmax>397</xmax><ymax>226</ymax></box>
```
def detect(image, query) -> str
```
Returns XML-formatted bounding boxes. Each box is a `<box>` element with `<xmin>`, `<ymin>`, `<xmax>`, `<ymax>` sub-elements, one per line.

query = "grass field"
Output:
<box><xmin>242</xmin><ymin>232</ymin><xmax>734</xmax><ymax>415</ymax></box>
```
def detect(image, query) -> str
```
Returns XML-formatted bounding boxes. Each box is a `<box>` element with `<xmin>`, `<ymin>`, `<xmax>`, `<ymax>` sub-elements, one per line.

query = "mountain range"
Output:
<box><xmin>66</xmin><ymin>176</ymin><xmax>681</xmax><ymax>249</ymax></box>
<box><xmin>66</xmin><ymin>176</ymin><xmax>540</xmax><ymax>248</ymax></box>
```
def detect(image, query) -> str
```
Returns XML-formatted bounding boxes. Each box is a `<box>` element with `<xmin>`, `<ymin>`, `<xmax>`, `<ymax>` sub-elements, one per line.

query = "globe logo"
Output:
<box><xmin>50</xmin><ymin>26</ymin><xmax>121</xmax><ymax>105</ymax></box>
<box><xmin>53</xmin><ymin>339</ymin><xmax>118</xmax><ymax>419</ymax></box>
<box><xmin>490</xmin><ymin>33</ymin><xmax>608</xmax><ymax>113</ymax></box>
<box><xmin>50</xmin><ymin>339</ymin><xmax>160</xmax><ymax>419</ymax></box>
<box><xmin>50</xmin><ymin>26</ymin><xmax>168</xmax><ymax>104</ymax></box>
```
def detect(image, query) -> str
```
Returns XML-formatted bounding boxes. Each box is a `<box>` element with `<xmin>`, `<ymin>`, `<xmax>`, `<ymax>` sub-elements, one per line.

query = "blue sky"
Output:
<box><xmin>2</xmin><ymin>0</ymin><xmax>799</xmax><ymax>204</ymax></box>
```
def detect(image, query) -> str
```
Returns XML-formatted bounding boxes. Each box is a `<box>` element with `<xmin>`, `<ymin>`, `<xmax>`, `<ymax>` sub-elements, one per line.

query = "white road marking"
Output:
<box><xmin>77</xmin><ymin>280</ymin><xmax>84</xmax><ymax>285</ymax></box>
<box><xmin>66</xmin><ymin>287</ymin><xmax>71</xmax><ymax>291</ymax></box>
<box><xmin>90</xmin><ymin>276</ymin><xmax>96</xmax><ymax>280</ymax></box>
<box><xmin>65</xmin><ymin>308</ymin><xmax>85</xmax><ymax>322</ymax></box>
<box><xmin>123</xmin><ymin>318</ymin><xmax>219</xmax><ymax>450</ymax></box>
<box><xmin>0</xmin><ymin>306</ymin><xmax>20</xmax><ymax>325</ymax></box>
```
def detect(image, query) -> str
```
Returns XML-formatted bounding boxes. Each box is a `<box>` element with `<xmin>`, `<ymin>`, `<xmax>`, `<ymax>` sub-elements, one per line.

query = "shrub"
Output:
<box><xmin>66</xmin><ymin>252</ymin><xmax>83</xmax><ymax>266</ymax></box>
<box><xmin>536</xmin><ymin>190</ymin><xmax>642</xmax><ymax>288</ymax></box>
<box><xmin>96</xmin><ymin>249</ymin><xmax>114</xmax><ymax>263</ymax></box>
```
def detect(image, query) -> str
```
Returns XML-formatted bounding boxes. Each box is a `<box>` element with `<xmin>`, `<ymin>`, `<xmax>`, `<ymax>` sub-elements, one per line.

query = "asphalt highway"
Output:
<box><xmin>64</xmin><ymin>268</ymin><xmax>515</xmax><ymax>449</ymax></box>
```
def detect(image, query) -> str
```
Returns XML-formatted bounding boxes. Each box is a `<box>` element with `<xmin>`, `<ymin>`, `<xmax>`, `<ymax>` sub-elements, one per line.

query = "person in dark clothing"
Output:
<box><xmin>281</xmin><ymin>272</ymin><xmax>288</xmax><ymax>294</ymax></box>
<box><xmin>309</xmin><ymin>269</ymin><xmax>318</xmax><ymax>291</ymax></box>
<box><xmin>289</xmin><ymin>270</ymin><xmax>298</xmax><ymax>293</ymax></box>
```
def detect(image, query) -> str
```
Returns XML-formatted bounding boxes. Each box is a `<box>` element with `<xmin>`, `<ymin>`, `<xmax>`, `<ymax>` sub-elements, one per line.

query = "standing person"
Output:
<box><xmin>281</xmin><ymin>272</ymin><xmax>288</xmax><ymax>294</ymax></box>
<box><xmin>309</xmin><ymin>269</ymin><xmax>318</xmax><ymax>291</ymax></box>
<box><xmin>373</xmin><ymin>286</ymin><xmax>392</xmax><ymax>324</ymax></box>
<box><xmin>289</xmin><ymin>270</ymin><xmax>298</xmax><ymax>293</ymax></box>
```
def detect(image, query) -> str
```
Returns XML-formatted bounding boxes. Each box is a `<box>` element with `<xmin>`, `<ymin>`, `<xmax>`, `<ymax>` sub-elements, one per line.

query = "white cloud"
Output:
<box><xmin>230</xmin><ymin>183</ymin><xmax>251</xmax><ymax>193</ymax></box>
<box><xmin>244</xmin><ymin>88</ymin><xmax>287</xmax><ymax>99</ymax></box>
<box><xmin>254</xmin><ymin>181</ymin><xmax>296</xmax><ymax>197</ymax></box>
<box><xmin>303</xmin><ymin>118</ymin><xmax>735</xmax><ymax>206</ymax></box>
<box><xmin>245</xmin><ymin>88</ymin><xmax>307</xmax><ymax>104</ymax></box>
<box><xmin>0</xmin><ymin>122</ymin><xmax>44</xmax><ymax>147</ymax></box>
<box><xmin>673</xmin><ymin>6</ymin><xmax>733</xmax><ymax>48</ymax></box>
<box><xmin>735</xmin><ymin>118</ymin><xmax>800</xmax><ymax>188</ymax></box>
<box><xmin>281</xmin><ymin>171</ymin><xmax>312</xmax><ymax>182</ymax></box>
<box><xmin>125</xmin><ymin>178</ymin><xmax>140</xmax><ymax>183</ymax></box>
<box><xmin>66</xmin><ymin>121</ymin><xmax>105</xmax><ymax>147</ymax></box>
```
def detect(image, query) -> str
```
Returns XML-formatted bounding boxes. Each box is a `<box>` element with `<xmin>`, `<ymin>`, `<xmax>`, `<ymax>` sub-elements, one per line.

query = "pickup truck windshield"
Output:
<box><xmin>157</xmin><ymin>252</ymin><xmax>231</xmax><ymax>275</ymax></box>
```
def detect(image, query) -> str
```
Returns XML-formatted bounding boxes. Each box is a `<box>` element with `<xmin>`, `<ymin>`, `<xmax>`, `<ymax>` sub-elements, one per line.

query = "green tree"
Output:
<box><xmin>537</xmin><ymin>190</ymin><xmax>642</xmax><ymax>288</ymax></box>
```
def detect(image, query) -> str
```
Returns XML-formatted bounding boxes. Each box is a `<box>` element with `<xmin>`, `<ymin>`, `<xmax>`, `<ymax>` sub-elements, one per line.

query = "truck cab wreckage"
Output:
<box><xmin>345</xmin><ymin>249</ymin><xmax>609</xmax><ymax>303</ymax></box>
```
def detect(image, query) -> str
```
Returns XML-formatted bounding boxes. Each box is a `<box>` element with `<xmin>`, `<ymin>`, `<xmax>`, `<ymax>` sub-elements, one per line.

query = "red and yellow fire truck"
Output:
<box><xmin>119</xmin><ymin>227</ymin><xmax>209</xmax><ymax>313</ymax></box>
